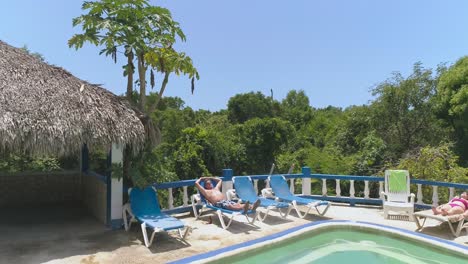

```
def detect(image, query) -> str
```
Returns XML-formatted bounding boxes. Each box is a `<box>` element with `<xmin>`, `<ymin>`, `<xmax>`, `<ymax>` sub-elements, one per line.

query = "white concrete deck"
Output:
<box><xmin>1</xmin><ymin>204</ymin><xmax>467</xmax><ymax>264</ymax></box>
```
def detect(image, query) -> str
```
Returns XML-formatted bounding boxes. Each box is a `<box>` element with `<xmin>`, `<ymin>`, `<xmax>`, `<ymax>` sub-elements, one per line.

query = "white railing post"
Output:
<box><xmin>322</xmin><ymin>179</ymin><xmax>327</xmax><ymax>196</ymax></box>
<box><xmin>222</xmin><ymin>169</ymin><xmax>234</xmax><ymax>198</ymax></box>
<box><xmin>254</xmin><ymin>179</ymin><xmax>259</xmax><ymax>195</ymax></box>
<box><xmin>301</xmin><ymin>167</ymin><xmax>311</xmax><ymax>195</ymax></box>
<box><xmin>364</xmin><ymin>181</ymin><xmax>370</xmax><ymax>199</ymax></box>
<box><xmin>379</xmin><ymin>181</ymin><xmax>384</xmax><ymax>200</ymax></box>
<box><xmin>432</xmin><ymin>186</ymin><xmax>439</xmax><ymax>206</ymax></box>
<box><xmin>265</xmin><ymin>179</ymin><xmax>270</xmax><ymax>188</ymax></box>
<box><xmin>302</xmin><ymin>178</ymin><xmax>311</xmax><ymax>195</ymax></box>
<box><xmin>290</xmin><ymin>178</ymin><xmax>295</xmax><ymax>194</ymax></box>
<box><xmin>350</xmin><ymin>180</ymin><xmax>355</xmax><ymax>198</ymax></box>
<box><xmin>168</xmin><ymin>187</ymin><xmax>174</xmax><ymax>209</ymax></box>
<box><xmin>182</xmin><ymin>186</ymin><xmax>188</xmax><ymax>207</ymax></box>
<box><xmin>449</xmin><ymin>187</ymin><xmax>455</xmax><ymax>201</ymax></box>
<box><xmin>417</xmin><ymin>184</ymin><xmax>423</xmax><ymax>204</ymax></box>
<box><xmin>335</xmin><ymin>179</ymin><xmax>341</xmax><ymax>197</ymax></box>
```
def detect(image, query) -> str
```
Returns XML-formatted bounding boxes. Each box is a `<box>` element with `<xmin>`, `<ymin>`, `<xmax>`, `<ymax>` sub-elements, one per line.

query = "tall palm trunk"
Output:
<box><xmin>124</xmin><ymin>50</ymin><xmax>134</xmax><ymax>181</ymax></box>
<box><xmin>137</xmin><ymin>53</ymin><xmax>146</xmax><ymax>111</ymax></box>
<box><xmin>126</xmin><ymin>50</ymin><xmax>134</xmax><ymax>102</ymax></box>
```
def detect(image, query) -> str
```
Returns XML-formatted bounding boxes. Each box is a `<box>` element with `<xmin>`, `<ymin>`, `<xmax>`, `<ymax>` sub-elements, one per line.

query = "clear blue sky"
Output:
<box><xmin>1</xmin><ymin>1</ymin><xmax>468</xmax><ymax>111</ymax></box>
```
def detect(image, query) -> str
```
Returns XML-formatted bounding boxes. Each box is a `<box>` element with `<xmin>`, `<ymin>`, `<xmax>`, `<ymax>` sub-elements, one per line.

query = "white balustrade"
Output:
<box><xmin>168</xmin><ymin>187</ymin><xmax>174</xmax><ymax>209</ymax></box>
<box><xmin>322</xmin><ymin>179</ymin><xmax>327</xmax><ymax>196</ymax></box>
<box><xmin>379</xmin><ymin>182</ymin><xmax>384</xmax><ymax>200</ymax></box>
<box><xmin>335</xmin><ymin>179</ymin><xmax>341</xmax><ymax>197</ymax></box>
<box><xmin>364</xmin><ymin>181</ymin><xmax>369</xmax><ymax>199</ymax></box>
<box><xmin>449</xmin><ymin>187</ymin><xmax>455</xmax><ymax>201</ymax></box>
<box><xmin>432</xmin><ymin>186</ymin><xmax>439</xmax><ymax>206</ymax></box>
<box><xmin>302</xmin><ymin>177</ymin><xmax>311</xmax><ymax>195</ymax></box>
<box><xmin>182</xmin><ymin>186</ymin><xmax>188</xmax><ymax>207</ymax></box>
<box><xmin>417</xmin><ymin>184</ymin><xmax>423</xmax><ymax>204</ymax></box>
<box><xmin>349</xmin><ymin>180</ymin><xmax>355</xmax><ymax>198</ymax></box>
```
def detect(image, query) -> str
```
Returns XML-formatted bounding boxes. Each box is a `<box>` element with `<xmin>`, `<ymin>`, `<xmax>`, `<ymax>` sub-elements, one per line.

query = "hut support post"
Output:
<box><xmin>108</xmin><ymin>143</ymin><xmax>124</xmax><ymax>229</ymax></box>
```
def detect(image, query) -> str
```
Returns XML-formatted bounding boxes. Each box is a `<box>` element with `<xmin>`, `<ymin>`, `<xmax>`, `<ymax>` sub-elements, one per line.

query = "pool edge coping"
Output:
<box><xmin>168</xmin><ymin>220</ymin><xmax>468</xmax><ymax>264</ymax></box>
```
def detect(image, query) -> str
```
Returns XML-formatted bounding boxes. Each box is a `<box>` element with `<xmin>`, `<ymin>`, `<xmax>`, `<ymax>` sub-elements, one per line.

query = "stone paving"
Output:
<box><xmin>1</xmin><ymin>204</ymin><xmax>467</xmax><ymax>264</ymax></box>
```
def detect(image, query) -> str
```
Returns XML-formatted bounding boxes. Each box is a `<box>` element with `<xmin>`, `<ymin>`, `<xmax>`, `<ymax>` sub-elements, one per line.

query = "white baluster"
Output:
<box><xmin>449</xmin><ymin>187</ymin><xmax>455</xmax><ymax>201</ymax></box>
<box><xmin>254</xmin><ymin>179</ymin><xmax>259</xmax><ymax>195</ymax></box>
<box><xmin>417</xmin><ymin>184</ymin><xmax>423</xmax><ymax>204</ymax></box>
<box><xmin>432</xmin><ymin>186</ymin><xmax>439</xmax><ymax>206</ymax></box>
<box><xmin>364</xmin><ymin>181</ymin><xmax>370</xmax><ymax>199</ymax></box>
<box><xmin>335</xmin><ymin>179</ymin><xmax>341</xmax><ymax>197</ymax></box>
<box><xmin>322</xmin><ymin>179</ymin><xmax>327</xmax><ymax>196</ymax></box>
<box><xmin>290</xmin><ymin>178</ymin><xmax>295</xmax><ymax>194</ymax></box>
<box><xmin>379</xmin><ymin>182</ymin><xmax>384</xmax><ymax>200</ymax></box>
<box><xmin>182</xmin><ymin>186</ymin><xmax>188</xmax><ymax>207</ymax></box>
<box><xmin>168</xmin><ymin>188</ymin><xmax>174</xmax><ymax>209</ymax></box>
<box><xmin>349</xmin><ymin>180</ymin><xmax>355</xmax><ymax>198</ymax></box>
<box><xmin>302</xmin><ymin>177</ymin><xmax>311</xmax><ymax>195</ymax></box>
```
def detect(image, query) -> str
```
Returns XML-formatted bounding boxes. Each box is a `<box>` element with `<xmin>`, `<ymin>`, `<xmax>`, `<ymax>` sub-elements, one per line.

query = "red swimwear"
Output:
<box><xmin>449</xmin><ymin>198</ymin><xmax>468</xmax><ymax>209</ymax></box>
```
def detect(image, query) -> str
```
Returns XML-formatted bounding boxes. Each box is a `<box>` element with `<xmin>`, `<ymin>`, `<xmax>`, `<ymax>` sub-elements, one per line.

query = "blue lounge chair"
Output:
<box><xmin>123</xmin><ymin>186</ymin><xmax>190</xmax><ymax>247</ymax></box>
<box><xmin>269</xmin><ymin>175</ymin><xmax>331</xmax><ymax>218</ymax></box>
<box><xmin>232</xmin><ymin>176</ymin><xmax>292</xmax><ymax>221</ymax></box>
<box><xmin>191</xmin><ymin>180</ymin><xmax>258</xmax><ymax>229</ymax></box>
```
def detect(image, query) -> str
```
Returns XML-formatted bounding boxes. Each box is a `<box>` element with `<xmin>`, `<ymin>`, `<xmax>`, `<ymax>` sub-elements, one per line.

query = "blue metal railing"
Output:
<box><xmin>151</xmin><ymin>167</ymin><xmax>468</xmax><ymax>215</ymax></box>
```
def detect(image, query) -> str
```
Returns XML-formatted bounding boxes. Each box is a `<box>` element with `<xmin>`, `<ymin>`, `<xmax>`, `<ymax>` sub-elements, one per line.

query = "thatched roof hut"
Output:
<box><xmin>0</xmin><ymin>40</ymin><xmax>147</xmax><ymax>156</ymax></box>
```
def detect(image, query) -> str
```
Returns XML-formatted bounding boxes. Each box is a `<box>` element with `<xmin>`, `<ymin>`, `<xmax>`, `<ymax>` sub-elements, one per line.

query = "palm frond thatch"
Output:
<box><xmin>0</xmin><ymin>40</ymin><xmax>147</xmax><ymax>156</ymax></box>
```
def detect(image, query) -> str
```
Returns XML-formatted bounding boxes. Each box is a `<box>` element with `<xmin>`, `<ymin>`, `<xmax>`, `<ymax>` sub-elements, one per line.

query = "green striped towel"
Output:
<box><xmin>388</xmin><ymin>170</ymin><xmax>408</xmax><ymax>192</ymax></box>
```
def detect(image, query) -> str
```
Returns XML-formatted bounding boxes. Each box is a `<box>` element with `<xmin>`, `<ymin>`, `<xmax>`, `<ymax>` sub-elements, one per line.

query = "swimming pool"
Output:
<box><xmin>170</xmin><ymin>221</ymin><xmax>468</xmax><ymax>264</ymax></box>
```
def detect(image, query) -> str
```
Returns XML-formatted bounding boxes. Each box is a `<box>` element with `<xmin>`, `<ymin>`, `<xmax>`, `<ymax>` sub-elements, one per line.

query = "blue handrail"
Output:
<box><xmin>141</xmin><ymin>169</ymin><xmax>468</xmax><ymax>215</ymax></box>
<box><xmin>151</xmin><ymin>173</ymin><xmax>468</xmax><ymax>190</ymax></box>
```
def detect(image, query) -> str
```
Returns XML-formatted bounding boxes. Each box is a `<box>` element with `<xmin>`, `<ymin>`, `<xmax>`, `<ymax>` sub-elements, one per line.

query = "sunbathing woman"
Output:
<box><xmin>432</xmin><ymin>192</ymin><xmax>468</xmax><ymax>216</ymax></box>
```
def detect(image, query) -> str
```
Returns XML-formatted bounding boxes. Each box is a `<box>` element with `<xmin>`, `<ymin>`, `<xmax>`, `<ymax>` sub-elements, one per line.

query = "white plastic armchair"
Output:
<box><xmin>381</xmin><ymin>170</ymin><xmax>415</xmax><ymax>221</ymax></box>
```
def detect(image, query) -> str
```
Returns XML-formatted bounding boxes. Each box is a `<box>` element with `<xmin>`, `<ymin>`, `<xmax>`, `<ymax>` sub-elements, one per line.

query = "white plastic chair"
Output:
<box><xmin>381</xmin><ymin>170</ymin><xmax>415</xmax><ymax>221</ymax></box>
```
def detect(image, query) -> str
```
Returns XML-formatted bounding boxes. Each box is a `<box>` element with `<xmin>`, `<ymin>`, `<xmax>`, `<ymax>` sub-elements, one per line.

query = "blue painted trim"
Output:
<box><xmin>153</xmin><ymin>179</ymin><xmax>198</xmax><ymax>189</ymax></box>
<box><xmin>300</xmin><ymin>195</ymin><xmax>383</xmax><ymax>205</ymax></box>
<box><xmin>222</xmin><ymin>169</ymin><xmax>233</xmax><ymax>181</ymax></box>
<box><xmin>106</xmin><ymin>149</ymin><xmax>112</xmax><ymax>228</ymax></box>
<box><xmin>110</xmin><ymin>218</ymin><xmax>123</xmax><ymax>230</ymax></box>
<box><xmin>168</xmin><ymin>220</ymin><xmax>468</xmax><ymax>264</ymax></box>
<box><xmin>415</xmin><ymin>204</ymin><xmax>432</xmax><ymax>209</ymax></box>
<box><xmin>302</xmin><ymin>166</ymin><xmax>311</xmax><ymax>177</ymax></box>
<box><xmin>310</xmin><ymin>174</ymin><xmax>383</xmax><ymax>181</ymax></box>
<box><xmin>151</xmin><ymin>173</ymin><xmax>468</xmax><ymax>191</ymax></box>
<box><xmin>411</xmin><ymin>179</ymin><xmax>468</xmax><ymax>189</ymax></box>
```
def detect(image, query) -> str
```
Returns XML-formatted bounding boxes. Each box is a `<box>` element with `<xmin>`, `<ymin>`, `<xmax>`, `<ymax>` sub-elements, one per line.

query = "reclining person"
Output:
<box><xmin>432</xmin><ymin>192</ymin><xmax>468</xmax><ymax>216</ymax></box>
<box><xmin>195</xmin><ymin>176</ymin><xmax>260</xmax><ymax>213</ymax></box>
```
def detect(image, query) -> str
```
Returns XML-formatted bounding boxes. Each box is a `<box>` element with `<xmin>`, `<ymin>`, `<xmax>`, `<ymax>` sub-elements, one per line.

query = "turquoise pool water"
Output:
<box><xmin>207</xmin><ymin>228</ymin><xmax>467</xmax><ymax>264</ymax></box>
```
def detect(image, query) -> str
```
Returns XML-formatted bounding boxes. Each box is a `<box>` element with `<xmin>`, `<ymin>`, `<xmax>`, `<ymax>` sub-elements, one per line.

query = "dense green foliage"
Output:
<box><xmin>129</xmin><ymin>61</ymin><xmax>466</xmax><ymax>186</ymax></box>
<box><xmin>2</xmin><ymin>59</ymin><xmax>467</xmax><ymax>187</ymax></box>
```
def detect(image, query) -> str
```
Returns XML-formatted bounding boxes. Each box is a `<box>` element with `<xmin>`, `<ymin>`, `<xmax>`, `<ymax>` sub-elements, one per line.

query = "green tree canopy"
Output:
<box><xmin>281</xmin><ymin>90</ymin><xmax>313</xmax><ymax>129</ymax></box>
<box><xmin>370</xmin><ymin>62</ymin><xmax>445</xmax><ymax>161</ymax></box>
<box><xmin>436</xmin><ymin>57</ymin><xmax>468</xmax><ymax>163</ymax></box>
<box><xmin>227</xmin><ymin>92</ymin><xmax>275</xmax><ymax>123</ymax></box>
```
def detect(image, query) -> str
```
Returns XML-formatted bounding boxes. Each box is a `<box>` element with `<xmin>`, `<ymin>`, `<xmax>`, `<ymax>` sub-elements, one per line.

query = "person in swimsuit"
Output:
<box><xmin>195</xmin><ymin>176</ymin><xmax>260</xmax><ymax>213</ymax></box>
<box><xmin>432</xmin><ymin>192</ymin><xmax>468</xmax><ymax>216</ymax></box>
